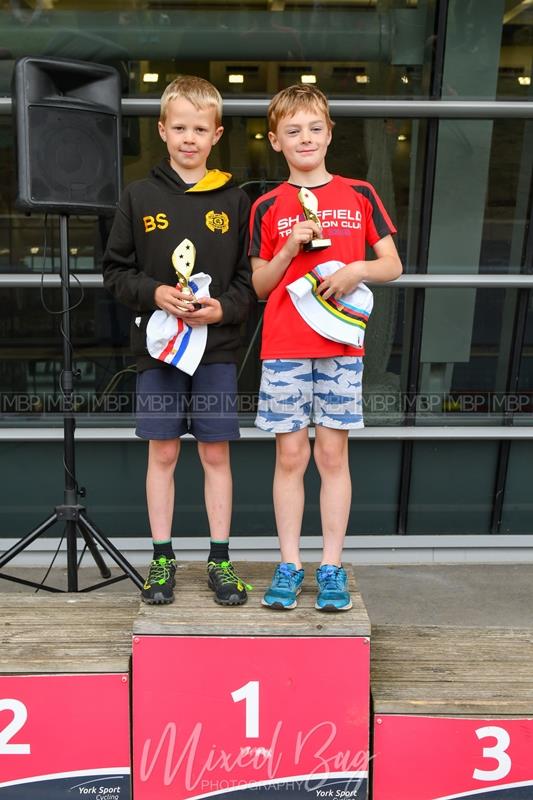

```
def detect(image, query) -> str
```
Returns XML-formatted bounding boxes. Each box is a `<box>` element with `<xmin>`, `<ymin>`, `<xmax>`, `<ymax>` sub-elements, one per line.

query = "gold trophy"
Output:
<box><xmin>171</xmin><ymin>238</ymin><xmax>201</xmax><ymax>310</ymax></box>
<box><xmin>297</xmin><ymin>187</ymin><xmax>331</xmax><ymax>252</ymax></box>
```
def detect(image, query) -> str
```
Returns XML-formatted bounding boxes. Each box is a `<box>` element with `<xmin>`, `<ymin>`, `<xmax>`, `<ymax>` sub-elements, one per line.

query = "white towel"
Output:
<box><xmin>286</xmin><ymin>260</ymin><xmax>373</xmax><ymax>347</ymax></box>
<box><xmin>146</xmin><ymin>273</ymin><xmax>211</xmax><ymax>376</ymax></box>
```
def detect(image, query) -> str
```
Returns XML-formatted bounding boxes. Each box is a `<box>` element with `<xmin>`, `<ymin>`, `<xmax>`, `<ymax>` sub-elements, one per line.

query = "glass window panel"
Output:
<box><xmin>418</xmin><ymin>287</ymin><xmax>527</xmax><ymax>422</ymax></box>
<box><xmin>0</xmin><ymin>1</ymin><xmax>436</xmax><ymax>98</ymax></box>
<box><xmin>443</xmin><ymin>2</ymin><xmax>507</xmax><ymax>100</ymax></box>
<box><xmin>0</xmin><ymin>441</ymin><xmax>66</xmax><ymax>537</ymax></box>
<box><xmin>431</xmin><ymin>5</ymin><xmax>533</xmax><ymax>284</ymax></box>
<box><xmin>1</xmin><ymin>213</ymin><xmax>107</xmax><ymax>275</ymax></box>
<box><xmin>0</xmin><ymin>440</ymin><xmax>152</xmax><ymax>538</ymax></box>
<box><xmin>498</xmin><ymin>1</ymin><xmax>533</xmax><ymax>99</ymax></box>
<box><xmin>231</xmin><ymin>440</ymin><xmax>276</xmax><ymax>536</ymax></box>
<box><xmin>480</xmin><ymin>119</ymin><xmax>533</xmax><ymax>274</ymax></box>
<box><xmin>0</xmin><ymin>286</ymin><xmax>135</xmax><ymax>424</ymax></box>
<box><xmin>514</xmin><ymin>291</ymin><xmax>533</xmax><ymax>417</ymax></box>
<box><xmin>347</xmin><ymin>441</ymin><xmax>401</xmax><ymax>533</ymax></box>
<box><xmin>500</xmin><ymin>441</ymin><xmax>533</xmax><ymax>533</ymax></box>
<box><xmin>408</xmin><ymin>441</ymin><xmax>499</xmax><ymax>534</ymax></box>
<box><xmin>425</xmin><ymin>119</ymin><xmax>533</xmax><ymax>279</ymax></box>
<box><xmin>363</xmin><ymin>286</ymin><xmax>407</xmax><ymax>426</ymax></box>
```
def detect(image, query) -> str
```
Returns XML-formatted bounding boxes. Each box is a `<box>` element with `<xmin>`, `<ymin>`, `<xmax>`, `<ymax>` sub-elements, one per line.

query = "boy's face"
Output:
<box><xmin>268</xmin><ymin>108</ymin><xmax>332</xmax><ymax>175</ymax></box>
<box><xmin>158</xmin><ymin>97</ymin><xmax>223</xmax><ymax>178</ymax></box>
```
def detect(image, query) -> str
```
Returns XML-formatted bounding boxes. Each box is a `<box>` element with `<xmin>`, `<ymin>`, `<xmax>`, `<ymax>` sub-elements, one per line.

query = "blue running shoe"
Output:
<box><xmin>315</xmin><ymin>565</ymin><xmax>352</xmax><ymax>611</ymax></box>
<box><xmin>262</xmin><ymin>563</ymin><xmax>305</xmax><ymax>610</ymax></box>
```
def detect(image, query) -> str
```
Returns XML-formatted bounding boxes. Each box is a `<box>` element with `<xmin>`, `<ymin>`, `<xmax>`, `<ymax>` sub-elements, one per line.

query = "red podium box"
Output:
<box><xmin>373</xmin><ymin>715</ymin><xmax>533</xmax><ymax>800</ymax></box>
<box><xmin>0</xmin><ymin>594</ymin><xmax>136</xmax><ymax>799</ymax></box>
<box><xmin>371</xmin><ymin>625</ymin><xmax>533</xmax><ymax>800</ymax></box>
<box><xmin>0</xmin><ymin>673</ymin><xmax>130</xmax><ymax>799</ymax></box>
<box><xmin>132</xmin><ymin>562</ymin><xmax>371</xmax><ymax>800</ymax></box>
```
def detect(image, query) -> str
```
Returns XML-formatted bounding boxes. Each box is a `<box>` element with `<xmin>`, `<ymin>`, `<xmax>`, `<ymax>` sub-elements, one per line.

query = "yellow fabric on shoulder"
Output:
<box><xmin>187</xmin><ymin>169</ymin><xmax>232</xmax><ymax>192</ymax></box>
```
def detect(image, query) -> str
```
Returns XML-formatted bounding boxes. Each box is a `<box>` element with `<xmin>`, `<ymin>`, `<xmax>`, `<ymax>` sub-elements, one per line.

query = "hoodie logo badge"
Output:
<box><xmin>205</xmin><ymin>210</ymin><xmax>229</xmax><ymax>234</ymax></box>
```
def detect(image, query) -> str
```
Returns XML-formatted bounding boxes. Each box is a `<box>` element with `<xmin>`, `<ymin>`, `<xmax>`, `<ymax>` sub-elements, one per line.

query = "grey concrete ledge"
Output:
<box><xmin>1</xmin><ymin>535</ymin><xmax>532</xmax><ymax>567</ymax></box>
<box><xmin>2</xmin><ymin>426</ymin><xmax>533</xmax><ymax>442</ymax></box>
<box><xmin>4</xmin><ymin>273</ymin><xmax>533</xmax><ymax>288</ymax></box>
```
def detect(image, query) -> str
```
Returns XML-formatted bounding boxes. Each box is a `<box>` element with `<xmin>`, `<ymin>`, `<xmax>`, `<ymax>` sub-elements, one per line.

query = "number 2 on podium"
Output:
<box><xmin>0</xmin><ymin>699</ymin><xmax>31</xmax><ymax>755</ymax></box>
<box><xmin>231</xmin><ymin>681</ymin><xmax>260</xmax><ymax>738</ymax></box>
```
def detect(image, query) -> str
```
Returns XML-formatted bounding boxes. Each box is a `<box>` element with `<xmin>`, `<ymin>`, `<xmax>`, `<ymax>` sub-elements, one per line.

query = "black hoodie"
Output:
<box><xmin>102</xmin><ymin>159</ymin><xmax>253</xmax><ymax>372</ymax></box>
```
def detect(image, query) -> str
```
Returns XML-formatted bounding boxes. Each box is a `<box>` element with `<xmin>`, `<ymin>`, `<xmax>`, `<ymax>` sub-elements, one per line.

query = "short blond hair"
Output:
<box><xmin>268</xmin><ymin>84</ymin><xmax>334</xmax><ymax>133</ymax></box>
<box><xmin>160</xmin><ymin>75</ymin><xmax>223</xmax><ymax>126</ymax></box>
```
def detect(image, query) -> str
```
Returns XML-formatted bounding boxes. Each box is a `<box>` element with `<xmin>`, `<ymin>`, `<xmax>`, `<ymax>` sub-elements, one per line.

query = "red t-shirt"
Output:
<box><xmin>249</xmin><ymin>175</ymin><xmax>396</xmax><ymax>360</ymax></box>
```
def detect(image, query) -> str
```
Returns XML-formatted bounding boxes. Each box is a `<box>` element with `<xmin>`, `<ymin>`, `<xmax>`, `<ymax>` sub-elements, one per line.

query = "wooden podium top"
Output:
<box><xmin>134</xmin><ymin>561</ymin><xmax>371</xmax><ymax>638</ymax></box>
<box><xmin>371</xmin><ymin>624</ymin><xmax>533</xmax><ymax>716</ymax></box>
<box><xmin>0</xmin><ymin>593</ymin><xmax>138</xmax><ymax>674</ymax></box>
<box><xmin>0</xmin><ymin>563</ymin><xmax>370</xmax><ymax>673</ymax></box>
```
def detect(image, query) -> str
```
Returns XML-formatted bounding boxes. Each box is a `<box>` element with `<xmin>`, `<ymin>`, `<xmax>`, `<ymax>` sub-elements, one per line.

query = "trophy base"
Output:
<box><xmin>303</xmin><ymin>237</ymin><xmax>332</xmax><ymax>252</ymax></box>
<box><xmin>179</xmin><ymin>283</ymin><xmax>202</xmax><ymax>311</ymax></box>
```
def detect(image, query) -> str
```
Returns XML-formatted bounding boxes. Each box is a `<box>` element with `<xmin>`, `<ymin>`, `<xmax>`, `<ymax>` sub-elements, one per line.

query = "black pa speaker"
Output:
<box><xmin>13</xmin><ymin>57</ymin><xmax>122</xmax><ymax>214</ymax></box>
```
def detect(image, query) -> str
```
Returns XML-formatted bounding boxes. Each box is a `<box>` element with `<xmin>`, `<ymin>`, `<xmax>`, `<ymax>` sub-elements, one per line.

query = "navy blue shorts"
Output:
<box><xmin>135</xmin><ymin>363</ymin><xmax>240</xmax><ymax>442</ymax></box>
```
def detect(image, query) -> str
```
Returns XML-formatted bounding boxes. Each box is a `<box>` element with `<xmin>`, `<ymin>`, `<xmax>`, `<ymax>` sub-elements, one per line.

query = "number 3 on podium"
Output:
<box><xmin>474</xmin><ymin>726</ymin><xmax>511</xmax><ymax>781</ymax></box>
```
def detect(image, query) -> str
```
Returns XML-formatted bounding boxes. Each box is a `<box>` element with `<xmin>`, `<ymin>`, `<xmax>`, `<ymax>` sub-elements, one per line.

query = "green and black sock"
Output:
<box><xmin>153</xmin><ymin>539</ymin><xmax>175</xmax><ymax>561</ymax></box>
<box><xmin>208</xmin><ymin>539</ymin><xmax>229</xmax><ymax>563</ymax></box>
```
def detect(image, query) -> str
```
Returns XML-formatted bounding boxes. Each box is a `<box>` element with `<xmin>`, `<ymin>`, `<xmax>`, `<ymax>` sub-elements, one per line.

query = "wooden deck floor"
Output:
<box><xmin>0</xmin><ymin>594</ymin><xmax>138</xmax><ymax>673</ymax></box>
<box><xmin>371</xmin><ymin>623</ymin><xmax>533</xmax><ymax>716</ymax></box>
<box><xmin>0</xmin><ymin>563</ymin><xmax>369</xmax><ymax>675</ymax></box>
<box><xmin>2</xmin><ymin>562</ymin><xmax>532</xmax><ymax>719</ymax></box>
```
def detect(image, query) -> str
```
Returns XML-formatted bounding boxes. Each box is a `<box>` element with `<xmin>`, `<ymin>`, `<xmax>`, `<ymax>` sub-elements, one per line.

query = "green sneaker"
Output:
<box><xmin>207</xmin><ymin>560</ymin><xmax>251</xmax><ymax>606</ymax></box>
<box><xmin>141</xmin><ymin>556</ymin><xmax>177</xmax><ymax>604</ymax></box>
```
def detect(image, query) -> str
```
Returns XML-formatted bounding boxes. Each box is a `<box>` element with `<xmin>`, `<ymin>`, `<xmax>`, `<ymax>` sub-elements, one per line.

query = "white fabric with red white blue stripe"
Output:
<box><xmin>146</xmin><ymin>273</ymin><xmax>211</xmax><ymax>376</ymax></box>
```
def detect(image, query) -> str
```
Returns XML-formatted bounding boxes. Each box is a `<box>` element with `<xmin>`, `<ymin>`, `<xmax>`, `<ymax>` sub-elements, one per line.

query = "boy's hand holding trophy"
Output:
<box><xmin>297</xmin><ymin>187</ymin><xmax>331</xmax><ymax>252</ymax></box>
<box><xmin>171</xmin><ymin>238</ymin><xmax>202</xmax><ymax>310</ymax></box>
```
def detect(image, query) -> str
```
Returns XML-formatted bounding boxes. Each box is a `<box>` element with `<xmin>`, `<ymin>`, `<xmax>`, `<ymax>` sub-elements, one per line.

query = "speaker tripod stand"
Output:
<box><xmin>0</xmin><ymin>215</ymin><xmax>144</xmax><ymax>593</ymax></box>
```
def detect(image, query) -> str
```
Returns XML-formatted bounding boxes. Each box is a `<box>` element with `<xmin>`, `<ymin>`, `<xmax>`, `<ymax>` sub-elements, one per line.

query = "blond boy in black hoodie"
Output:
<box><xmin>103</xmin><ymin>76</ymin><xmax>253</xmax><ymax>606</ymax></box>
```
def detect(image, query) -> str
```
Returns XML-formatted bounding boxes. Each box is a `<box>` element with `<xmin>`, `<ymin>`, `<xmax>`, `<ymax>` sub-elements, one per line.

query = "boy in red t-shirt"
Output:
<box><xmin>249</xmin><ymin>84</ymin><xmax>402</xmax><ymax>611</ymax></box>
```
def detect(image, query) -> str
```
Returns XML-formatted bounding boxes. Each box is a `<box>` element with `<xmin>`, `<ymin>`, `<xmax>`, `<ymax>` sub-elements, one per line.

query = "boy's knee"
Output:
<box><xmin>149</xmin><ymin>438</ymin><xmax>180</xmax><ymax>468</ymax></box>
<box><xmin>276</xmin><ymin>439</ymin><xmax>311</xmax><ymax>473</ymax></box>
<box><xmin>314</xmin><ymin>439</ymin><xmax>347</xmax><ymax>472</ymax></box>
<box><xmin>198</xmin><ymin>440</ymin><xmax>229</xmax><ymax>469</ymax></box>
